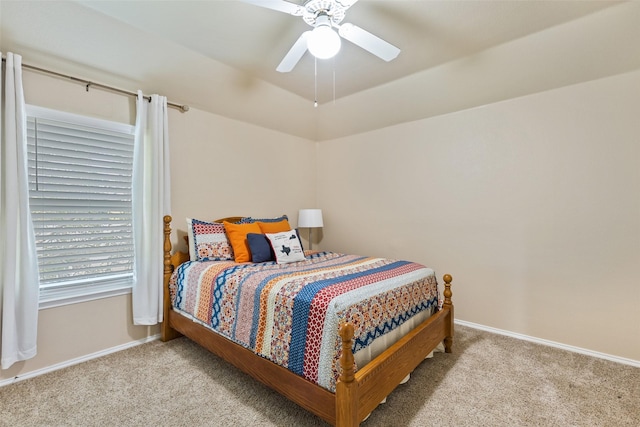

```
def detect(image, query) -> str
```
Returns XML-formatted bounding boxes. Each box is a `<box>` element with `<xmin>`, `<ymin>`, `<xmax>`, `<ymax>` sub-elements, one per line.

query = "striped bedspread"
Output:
<box><xmin>169</xmin><ymin>251</ymin><xmax>439</xmax><ymax>391</ymax></box>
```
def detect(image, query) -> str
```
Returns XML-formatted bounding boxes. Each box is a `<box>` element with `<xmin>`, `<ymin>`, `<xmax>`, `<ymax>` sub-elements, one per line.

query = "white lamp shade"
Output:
<box><xmin>298</xmin><ymin>209</ymin><xmax>324</xmax><ymax>228</ymax></box>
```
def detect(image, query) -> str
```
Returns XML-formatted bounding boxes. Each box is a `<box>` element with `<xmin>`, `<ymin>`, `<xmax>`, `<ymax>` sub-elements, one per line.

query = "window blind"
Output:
<box><xmin>26</xmin><ymin>113</ymin><xmax>135</xmax><ymax>291</ymax></box>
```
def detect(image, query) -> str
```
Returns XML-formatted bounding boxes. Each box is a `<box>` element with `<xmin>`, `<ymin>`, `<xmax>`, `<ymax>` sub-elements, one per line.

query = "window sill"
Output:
<box><xmin>39</xmin><ymin>283</ymin><xmax>133</xmax><ymax>310</ymax></box>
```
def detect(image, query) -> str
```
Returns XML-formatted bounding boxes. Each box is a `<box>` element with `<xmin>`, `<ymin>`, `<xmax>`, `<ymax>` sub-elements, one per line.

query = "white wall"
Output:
<box><xmin>317</xmin><ymin>70</ymin><xmax>640</xmax><ymax>362</ymax></box>
<box><xmin>168</xmin><ymin>107</ymin><xmax>316</xmax><ymax>253</ymax></box>
<box><xmin>0</xmin><ymin>69</ymin><xmax>316</xmax><ymax>382</ymax></box>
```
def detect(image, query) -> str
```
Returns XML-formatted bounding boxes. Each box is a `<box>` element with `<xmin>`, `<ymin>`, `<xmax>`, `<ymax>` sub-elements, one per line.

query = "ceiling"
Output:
<box><xmin>1</xmin><ymin>1</ymin><xmax>638</xmax><ymax>140</ymax></box>
<box><xmin>77</xmin><ymin>0</ymin><xmax>619</xmax><ymax>101</ymax></box>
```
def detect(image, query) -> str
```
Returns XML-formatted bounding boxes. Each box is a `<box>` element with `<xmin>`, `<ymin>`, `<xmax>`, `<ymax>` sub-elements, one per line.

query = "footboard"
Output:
<box><xmin>336</xmin><ymin>276</ymin><xmax>454</xmax><ymax>426</ymax></box>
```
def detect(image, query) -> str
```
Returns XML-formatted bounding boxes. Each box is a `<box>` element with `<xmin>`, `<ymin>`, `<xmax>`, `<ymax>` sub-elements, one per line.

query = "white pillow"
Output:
<box><xmin>265</xmin><ymin>230</ymin><xmax>305</xmax><ymax>264</ymax></box>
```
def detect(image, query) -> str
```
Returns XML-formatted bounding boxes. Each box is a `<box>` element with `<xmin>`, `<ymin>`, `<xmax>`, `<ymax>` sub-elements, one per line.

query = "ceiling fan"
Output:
<box><xmin>242</xmin><ymin>0</ymin><xmax>401</xmax><ymax>72</ymax></box>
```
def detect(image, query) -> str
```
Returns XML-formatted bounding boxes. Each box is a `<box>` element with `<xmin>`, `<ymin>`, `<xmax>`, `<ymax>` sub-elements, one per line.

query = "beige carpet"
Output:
<box><xmin>1</xmin><ymin>325</ymin><xmax>638</xmax><ymax>426</ymax></box>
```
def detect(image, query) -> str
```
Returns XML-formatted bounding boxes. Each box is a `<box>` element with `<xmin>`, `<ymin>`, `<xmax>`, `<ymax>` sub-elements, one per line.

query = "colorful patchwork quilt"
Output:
<box><xmin>169</xmin><ymin>251</ymin><xmax>439</xmax><ymax>392</ymax></box>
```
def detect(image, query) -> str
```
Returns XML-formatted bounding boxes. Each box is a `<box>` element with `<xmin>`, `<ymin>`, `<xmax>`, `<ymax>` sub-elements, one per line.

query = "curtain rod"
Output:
<box><xmin>2</xmin><ymin>57</ymin><xmax>189</xmax><ymax>112</ymax></box>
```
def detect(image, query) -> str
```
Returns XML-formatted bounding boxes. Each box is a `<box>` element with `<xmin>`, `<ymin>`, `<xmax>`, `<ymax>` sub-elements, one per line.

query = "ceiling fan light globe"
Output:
<box><xmin>308</xmin><ymin>25</ymin><xmax>341</xmax><ymax>59</ymax></box>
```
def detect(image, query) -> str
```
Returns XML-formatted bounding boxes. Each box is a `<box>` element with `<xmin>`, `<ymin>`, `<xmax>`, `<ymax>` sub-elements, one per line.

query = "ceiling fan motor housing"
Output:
<box><xmin>302</xmin><ymin>0</ymin><xmax>346</xmax><ymax>27</ymax></box>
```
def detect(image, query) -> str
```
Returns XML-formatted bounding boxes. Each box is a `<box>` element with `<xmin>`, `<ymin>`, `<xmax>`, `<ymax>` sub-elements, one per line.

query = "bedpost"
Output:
<box><xmin>442</xmin><ymin>274</ymin><xmax>454</xmax><ymax>353</ymax></box>
<box><xmin>161</xmin><ymin>215</ymin><xmax>181</xmax><ymax>342</ymax></box>
<box><xmin>336</xmin><ymin>322</ymin><xmax>358</xmax><ymax>427</ymax></box>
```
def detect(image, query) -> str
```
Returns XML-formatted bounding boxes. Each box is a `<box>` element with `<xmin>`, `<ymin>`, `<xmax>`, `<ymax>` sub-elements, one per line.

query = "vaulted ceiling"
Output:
<box><xmin>2</xmin><ymin>1</ymin><xmax>638</xmax><ymax>140</ymax></box>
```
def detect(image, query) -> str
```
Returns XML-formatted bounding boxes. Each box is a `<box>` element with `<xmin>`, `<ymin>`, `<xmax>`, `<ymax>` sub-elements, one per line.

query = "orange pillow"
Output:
<box><xmin>223</xmin><ymin>221</ymin><xmax>262</xmax><ymax>263</ymax></box>
<box><xmin>257</xmin><ymin>219</ymin><xmax>291</xmax><ymax>234</ymax></box>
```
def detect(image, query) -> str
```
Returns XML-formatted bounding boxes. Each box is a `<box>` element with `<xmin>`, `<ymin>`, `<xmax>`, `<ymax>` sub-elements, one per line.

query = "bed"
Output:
<box><xmin>161</xmin><ymin>215</ymin><xmax>453</xmax><ymax>426</ymax></box>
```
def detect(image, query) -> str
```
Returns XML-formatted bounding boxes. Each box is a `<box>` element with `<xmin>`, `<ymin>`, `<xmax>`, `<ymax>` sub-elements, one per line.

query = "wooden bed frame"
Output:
<box><xmin>161</xmin><ymin>215</ymin><xmax>454</xmax><ymax>426</ymax></box>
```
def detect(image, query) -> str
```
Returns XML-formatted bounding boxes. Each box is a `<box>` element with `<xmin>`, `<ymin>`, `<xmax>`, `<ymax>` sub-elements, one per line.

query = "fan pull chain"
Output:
<box><xmin>333</xmin><ymin>57</ymin><xmax>336</xmax><ymax>105</ymax></box>
<box><xmin>314</xmin><ymin>57</ymin><xmax>318</xmax><ymax>108</ymax></box>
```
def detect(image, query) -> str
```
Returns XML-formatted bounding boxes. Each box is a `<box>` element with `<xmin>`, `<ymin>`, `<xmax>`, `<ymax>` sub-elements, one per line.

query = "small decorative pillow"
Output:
<box><xmin>186</xmin><ymin>218</ymin><xmax>234</xmax><ymax>262</ymax></box>
<box><xmin>223</xmin><ymin>221</ymin><xmax>262</xmax><ymax>263</ymax></box>
<box><xmin>257</xmin><ymin>219</ymin><xmax>291</xmax><ymax>234</ymax></box>
<box><xmin>265</xmin><ymin>230</ymin><xmax>305</xmax><ymax>264</ymax></box>
<box><xmin>246</xmin><ymin>233</ymin><xmax>275</xmax><ymax>263</ymax></box>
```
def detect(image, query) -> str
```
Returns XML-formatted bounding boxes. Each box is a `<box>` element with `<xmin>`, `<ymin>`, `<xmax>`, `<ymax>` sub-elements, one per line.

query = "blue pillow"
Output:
<box><xmin>295</xmin><ymin>228</ymin><xmax>304</xmax><ymax>252</ymax></box>
<box><xmin>246</xmin><ymin>233</ymin><xmax>274</xmax><ymax>263</ymax></box>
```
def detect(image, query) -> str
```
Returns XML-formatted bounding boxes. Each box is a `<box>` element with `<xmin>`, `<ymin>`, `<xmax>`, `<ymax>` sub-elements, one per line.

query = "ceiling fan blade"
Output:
<box><xmin>338</xmin><ymin>23</ymin><xmax>400</xmax><ymax>62</ymax></box>
<box><xmin>335</xmin><ymin>0</ymin><xmax>359</xmax><ymax>10</ymax></box>
<box><xmin>277</xmin><ymin>31</ymin><xmax>310</xmax><ymax>72</ymax></box>
<box><xmin>240</xmin><ymin>0</ymin><xmax>304</xmax><ymax>16</ymax></box>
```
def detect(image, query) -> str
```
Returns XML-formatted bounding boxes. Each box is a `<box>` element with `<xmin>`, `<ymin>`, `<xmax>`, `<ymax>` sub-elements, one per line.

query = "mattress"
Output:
<box><xmin>169</xmin><ymin>251</ymin><xmax>440</xmax><ymax>392</ymax></box>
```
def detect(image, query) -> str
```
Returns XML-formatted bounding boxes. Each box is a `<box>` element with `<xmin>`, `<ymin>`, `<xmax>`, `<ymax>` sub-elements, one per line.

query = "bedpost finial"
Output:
<box><xmin>443</xmin><ymin>274</ymin><xmax>453</xmax><ymax>307</ymax></box>
<box><xmin>163</xmin><ymin>216</ymin><xmax>173</xmax><ymax>275</ymax></box>
<box><xmin>338</xmin><ymin>322</ymin><xmax>355</xmax><ymax>383</ymax></box>
<box><xmin>339</xmin><ymin>322</ymin><xmax>354</xmax><ymax>341</ymax></box>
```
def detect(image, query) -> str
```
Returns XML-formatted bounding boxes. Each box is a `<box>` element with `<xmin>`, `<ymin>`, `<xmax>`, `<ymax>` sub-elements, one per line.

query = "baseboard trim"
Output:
<box><xmin>0</xmin><ymin>334</ymin><xmax>160</xmax><ymax>388</ymax></box>
<box><xmin>455</xmin><ymin>319</ymin><xmax>640</xmax><ymax>368</ymax></box>
<box><xmin>3</xmin><ymin>322</ymin><xmax>638</xmax><ymax>387</ymax></box>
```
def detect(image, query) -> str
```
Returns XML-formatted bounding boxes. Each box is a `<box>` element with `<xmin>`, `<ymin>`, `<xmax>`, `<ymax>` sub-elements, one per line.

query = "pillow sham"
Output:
<box><xmin>223</xmin><ymin>221</ymin><xmax>262</xmax><ymax>263</ymax></box>
<box><xmin>257</xmin><ymin>219</ymin><xmax>291</xmax><ymax>234</ymax></box>
<box><xmin>238</xmin><ymin>215</ymin><xmax>288</xmax><ymax>224</ymax></box>
<box><xmin>265</xmin><ymin>230</ymin><xmax>305</xmax><ymax>264</ymax></box>
<box><xmin>246</xmin><ymin>233</ymin><xmax>275</xmax><ymax>263</ymax></box>
<box><xmin>186</xmin><ymin>218</ymin><xmax>234</xmax><ymax>262</ymax></box>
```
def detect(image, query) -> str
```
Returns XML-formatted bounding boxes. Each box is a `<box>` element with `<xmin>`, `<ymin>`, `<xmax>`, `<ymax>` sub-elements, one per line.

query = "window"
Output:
<box><xmin>26</xmin><ymin>105</ymin><xmax>136</xmax><ymax>308</ymax></box>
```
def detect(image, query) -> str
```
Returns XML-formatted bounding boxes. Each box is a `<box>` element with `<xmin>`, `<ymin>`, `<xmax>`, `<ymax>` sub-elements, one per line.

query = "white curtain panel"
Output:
<box><xmin>0</xmin><ymin>52</ymin><xmax>40</xmax><ymax>369</ymax></box>
<box><xmin>132</xmin><ymin>91</ymin><xmax>171</xmax><ymax>325</ymax></box>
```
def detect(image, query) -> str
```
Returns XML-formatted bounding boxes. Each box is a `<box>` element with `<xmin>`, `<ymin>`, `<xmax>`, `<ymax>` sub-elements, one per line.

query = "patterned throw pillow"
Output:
<box><xmin>186</xmin><ymin>218</ymin><xmax>234</xmax><ymax>262</ymax></box>
<box><xmin>265</xmin><ymin>230</ymin><xmax>305</xmax><ymax>264</ymax></box>
<box><xmin>237</xmin><ymin>215</ymin><xmax>288</xmax><ymax>224</ymax></box>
